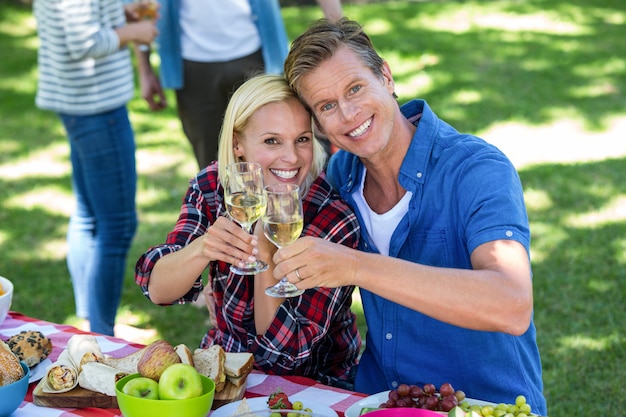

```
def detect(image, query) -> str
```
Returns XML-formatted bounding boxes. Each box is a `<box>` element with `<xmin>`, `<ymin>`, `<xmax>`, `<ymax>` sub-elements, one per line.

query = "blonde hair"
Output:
<box><xmin>217</xmin><ymin>74</ymin><xmax>326</xmax><ymax>197</ymax></box>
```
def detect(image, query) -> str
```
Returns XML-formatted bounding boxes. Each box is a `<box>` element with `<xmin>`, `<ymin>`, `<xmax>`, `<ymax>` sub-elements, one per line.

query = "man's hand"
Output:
<box><xmin>139</xmin><ymin>67</ymin><xmax>167</xmax><ymax>111</ymax></box>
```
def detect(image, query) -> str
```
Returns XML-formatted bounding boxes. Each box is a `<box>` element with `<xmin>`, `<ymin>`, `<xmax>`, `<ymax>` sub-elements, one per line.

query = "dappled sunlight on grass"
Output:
<box><xmin>5</xmin><ymin>186</ymin><xmax>73</xmax><ymax>216</ymax></box>
<box><xmin>524</xmin><ymin>189</ymin><xmax>554</xmax><ymax>212</ymax></box>
<box><xmin>526</xmin><ymin>222</ymin><xmax>569</xmax><ymax>264</ymax></box>
<box><xmin>431</xmin><ymin>10</ymin><xmax>586</xmax><ymax>35</ymax></box>
<box><xmin>565</xmin><ymin>196</ymin><xmax>626</xmax><ymax>227</ymax></box>
<box><xmin>558</xmin><ymin>332</ymin><xmax>622</xmax><ymax>353</ymax></box>
<box><xmin>0</xmin><ymin>142</ymin><xmax>68</xmax><ymax>178</ymax></box>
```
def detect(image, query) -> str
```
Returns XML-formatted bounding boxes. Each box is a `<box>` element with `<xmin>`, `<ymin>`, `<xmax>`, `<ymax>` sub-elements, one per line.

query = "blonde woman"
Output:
<box><xmin>135</xmin><ymin>74</ymin><xmax>361</xmax><ymax>388</ymax></box>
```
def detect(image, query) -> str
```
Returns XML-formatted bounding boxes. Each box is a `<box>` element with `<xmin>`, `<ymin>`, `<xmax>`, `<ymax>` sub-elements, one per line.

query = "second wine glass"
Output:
<box><xmin>224</xmin><ymin>162</ymin><xmax>268</xmax><ymax>275</ymax></box>
<box><xmin>263</xmin><ymin>183</ymin><xmax>304</xmax><ymax>297</ymax></box>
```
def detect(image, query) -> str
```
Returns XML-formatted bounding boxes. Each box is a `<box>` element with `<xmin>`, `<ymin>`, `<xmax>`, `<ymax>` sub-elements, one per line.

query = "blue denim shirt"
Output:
<box><xmin>326</xmin><ymin>99</ymin><xmax>547</xmax><ymax>416</ymax></box>
<box><xmin>156</xmin><ymin>0</ymin><xmax>288</xmax><ymax>89</ymax></box>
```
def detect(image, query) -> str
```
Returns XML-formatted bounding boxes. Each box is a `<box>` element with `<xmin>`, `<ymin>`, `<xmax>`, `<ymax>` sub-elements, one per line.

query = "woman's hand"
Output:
<box><xmin>201</xmin><ymin>216</ymin><xmax>261</xmax><ymax>269</ymax></box>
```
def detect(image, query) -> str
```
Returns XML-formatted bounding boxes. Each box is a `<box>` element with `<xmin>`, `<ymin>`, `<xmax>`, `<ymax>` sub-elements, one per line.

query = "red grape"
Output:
<box><xmin>440</xmin><ymin>395</ymin><xmax>459</xmax><ymax>412</ymax></box>
<box><xmin>424</xmin><ymin>396</ymin><xmax>439</xmax><ymax>410</ymax></box>
<box><xmin>409</xmin><ymin>385</ymin><xmax>423</xmax><ymax>398</ymax></box>
<box><xmin>439</xmin><ymin>382</ymin><xmax>455</xmax><ymax>397</ymax></box>
<box><xmin>422</xmin><ymin>383</ymin><xmax>436</xmax><ymax>396</ymax></box>
<box><xmin>397</xmin><ymin>383</ymin><xmax>410</xmax><ymax>397</ymax></box>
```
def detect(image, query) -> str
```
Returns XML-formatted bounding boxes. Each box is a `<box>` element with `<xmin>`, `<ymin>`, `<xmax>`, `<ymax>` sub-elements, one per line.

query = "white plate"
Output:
<box><xmin>28</xmin><ymin>358</ymin><xmax>52</xmax><ymax>383</ymax></box>
<box><xmin>211</xmin><ymin>396</ymin><xmax>339</xmax><ymax>417</ymax></box>
<box><xmin>344</xmin><ymin>391</ymin><xmax>493</xmax><ymax>417</ymax></box>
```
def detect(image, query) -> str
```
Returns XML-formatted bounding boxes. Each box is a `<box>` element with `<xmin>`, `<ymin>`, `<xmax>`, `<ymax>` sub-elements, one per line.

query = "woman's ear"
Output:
<box><xmin>233</xmin><ymin>134</ymin><xmax>244</xmax><ymax>158</ymax></box>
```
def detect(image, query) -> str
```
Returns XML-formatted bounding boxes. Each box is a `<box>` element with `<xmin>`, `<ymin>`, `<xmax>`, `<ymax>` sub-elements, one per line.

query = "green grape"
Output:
<box><xmin>519</xmin><ymin>403</ymin><xmax>531</xmax><ymax>414</ymax></box>
<box><xmin>481</xmin><ymin>405</ymin><xmax>494</xmax><ymax>416</ymax></box>
<box><xmin>515</xmin><ymin>395</ymin><xmax>526</xmax><ymax>408</ymax></box>
<box><xmin>292</xmin><ymin>401</ymin><xmax>304</xmax><ymax>411</ymax></box>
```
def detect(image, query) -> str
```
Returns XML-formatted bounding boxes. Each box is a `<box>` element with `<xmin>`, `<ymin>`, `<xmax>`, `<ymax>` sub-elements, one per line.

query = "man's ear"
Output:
<box><xmin>381</xmin><ymin>61</ymin><xmax>395</xmax><ymax>94</ymax></box>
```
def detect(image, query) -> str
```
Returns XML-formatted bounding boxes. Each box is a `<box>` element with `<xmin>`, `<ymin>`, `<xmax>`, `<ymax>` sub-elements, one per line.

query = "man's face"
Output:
<box><xmin>298</xmin><ymin>46</ymin><xmax>397</xmax><ymax>159</ymax></box>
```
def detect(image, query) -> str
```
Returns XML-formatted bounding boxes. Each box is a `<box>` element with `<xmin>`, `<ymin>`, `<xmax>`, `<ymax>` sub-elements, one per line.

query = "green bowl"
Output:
<box><xmin>115</xmin><ymin>373</ymin><xmax>215</xmax><ymax>417</ymax></box>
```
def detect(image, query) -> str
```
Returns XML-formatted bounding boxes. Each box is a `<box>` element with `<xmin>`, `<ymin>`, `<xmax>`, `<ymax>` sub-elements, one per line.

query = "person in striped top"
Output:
<box><xmin>33</xmin><ymin>0</ymin><xmax>158</xmax><ymax>336</ymax></box>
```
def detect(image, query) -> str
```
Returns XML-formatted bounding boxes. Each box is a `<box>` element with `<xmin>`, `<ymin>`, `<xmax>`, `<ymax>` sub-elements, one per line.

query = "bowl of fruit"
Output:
<box><xmin>115</xmin><ymin>364</ymin><xmax>215</xmax><ymax>417</ymax></box>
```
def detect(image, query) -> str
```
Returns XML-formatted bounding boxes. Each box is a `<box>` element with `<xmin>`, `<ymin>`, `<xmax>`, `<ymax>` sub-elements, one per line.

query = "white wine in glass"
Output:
<box><xmin>224</xmin><ymin>162</ymin><xmax>268</xmax><ymax>275</ymax></box>
<box><xmin>263</xmin><ymin>183</ymin><xmax>304</xmax><ymax>297</ymax></box>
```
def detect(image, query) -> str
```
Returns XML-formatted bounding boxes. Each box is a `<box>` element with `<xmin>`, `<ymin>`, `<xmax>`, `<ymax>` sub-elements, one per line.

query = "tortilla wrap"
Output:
<box><xmin>78</xmin><ymin>362</ymin><xmax>127</xmax><ymax>396</ymax></box>
<box><xmin>43</xmin><ymin>349</ymin><xmax>79</xmax><ymax>393</ymax></box>
<box><xmin>67</xmin><ymin>334</ymin><xmax>103</xmax><ymax>371</ymax></box>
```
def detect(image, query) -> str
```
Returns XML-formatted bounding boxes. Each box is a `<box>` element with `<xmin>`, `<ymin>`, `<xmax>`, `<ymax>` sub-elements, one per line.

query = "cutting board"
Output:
<box><xmin>212</xmin><ymin>379</ymin><xmax>246</xmax><ymax>409</ymax></box>
<box><xmin>33</xmin><ymin>375</ymin><xmax>245</xmax><ymax>409</ymax></box>
<box><xmin>32</xmin><ymin>378</ymin><xmax>118</xmax><ymax>408</ymax></box>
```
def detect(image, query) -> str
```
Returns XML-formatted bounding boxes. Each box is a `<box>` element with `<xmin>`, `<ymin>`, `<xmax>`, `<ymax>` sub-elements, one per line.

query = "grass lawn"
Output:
<box><xmin>1</xmin><ymin>1</ymin><xmax>625</xmax><ymax>416</ymax></box>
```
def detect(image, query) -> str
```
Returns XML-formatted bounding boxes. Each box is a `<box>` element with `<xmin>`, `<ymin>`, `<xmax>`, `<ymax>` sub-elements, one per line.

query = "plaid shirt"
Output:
<box><xmin>136</xmin><ymin>162</ymin><xmax>361</xmax><ymax>386</ymax></box>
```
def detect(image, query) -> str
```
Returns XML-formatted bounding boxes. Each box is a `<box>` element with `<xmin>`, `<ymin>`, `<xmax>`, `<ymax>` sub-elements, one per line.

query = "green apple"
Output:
<box><xmin>123</xmin><ymin>376</ymin><xmax>160</xmax><ymax>400</ymax></box>
<box><xmin>158</xmin><ymin>363</ymin><xmax>203</xmax><ymax>400</ymax></box>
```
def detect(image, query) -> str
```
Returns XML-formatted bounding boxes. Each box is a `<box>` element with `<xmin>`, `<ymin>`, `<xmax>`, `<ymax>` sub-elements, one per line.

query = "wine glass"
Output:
<box><xmin>263</xmin><ymin>183</ymin><xmax>305</xmax><ymax>297</ymax></box>
<box><xmin>135</xmin><ymin>0</ymin><xmax>158</xmax><ymax>52</ymax></box>
<box><xmin>224</xmin><ymin>162</ymin><xmax>269</xmax><ymax>275</ymax></box>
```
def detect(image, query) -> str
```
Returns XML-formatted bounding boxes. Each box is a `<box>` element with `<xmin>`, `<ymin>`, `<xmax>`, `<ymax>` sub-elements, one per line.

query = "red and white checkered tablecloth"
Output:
<box><xmin>1</xmin><ymin>312</ymin><xmax>367</xmax><ymax>417</ymax></box>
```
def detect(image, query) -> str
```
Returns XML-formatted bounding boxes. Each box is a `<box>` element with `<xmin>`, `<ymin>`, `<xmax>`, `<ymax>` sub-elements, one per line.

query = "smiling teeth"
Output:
<box><xmin>349</xmin><ymin>118</ymin><xmax>372</xmax><ymax>137</ymax></box>
<box><xmin>271</xmin><ymin>169</ymin><xmax>298</xmax><ymax>179</ymax></box>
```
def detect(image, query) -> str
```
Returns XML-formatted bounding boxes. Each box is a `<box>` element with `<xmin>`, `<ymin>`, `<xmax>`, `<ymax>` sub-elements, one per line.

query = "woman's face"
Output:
<box><xmin>234</xmin><ymin>100</ymin><xmax>314</xmax><ymax>187</ymax></box>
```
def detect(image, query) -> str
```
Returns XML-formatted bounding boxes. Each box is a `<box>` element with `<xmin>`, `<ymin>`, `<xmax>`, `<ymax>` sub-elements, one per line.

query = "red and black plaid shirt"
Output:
<box><xmin>136</xmin><ymin>162</ymin><xmax>361</xmax><ymax>386</ymax></box>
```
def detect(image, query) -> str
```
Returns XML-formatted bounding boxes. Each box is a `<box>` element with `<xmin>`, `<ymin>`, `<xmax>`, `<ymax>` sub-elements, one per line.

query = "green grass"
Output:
<box><xmin>1</xmin><ymin>1</ymin><xmax>625</xmax><ymax>416</ymax></box>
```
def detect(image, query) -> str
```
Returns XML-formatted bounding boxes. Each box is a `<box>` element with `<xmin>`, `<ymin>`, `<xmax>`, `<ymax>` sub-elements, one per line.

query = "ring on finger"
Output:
<box><xmin>295</xmin><ymin>268</ymin><xmax>303</xmax><ymax>281</ymax></box>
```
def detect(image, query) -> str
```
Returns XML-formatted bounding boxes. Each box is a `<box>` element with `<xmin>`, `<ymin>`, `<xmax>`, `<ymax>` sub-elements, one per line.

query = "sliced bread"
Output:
<box><xmin>193</xmin><ymin>345</ymin><xmax>226</xmax><ymax>392</ymax></box>
<box><xmin>101</xmin><ymin>346</ymin><xmax>146</xmax><ymax>375</ymax></box>
<box><xmin>175</xmin><ymin>343</ymin><xmax>194</xmax><ymax>367</ymax></box>
<box><xmin>224</xmin><ymin>351</ymin><xmax>254</xmax><ymax>378</ymax></box>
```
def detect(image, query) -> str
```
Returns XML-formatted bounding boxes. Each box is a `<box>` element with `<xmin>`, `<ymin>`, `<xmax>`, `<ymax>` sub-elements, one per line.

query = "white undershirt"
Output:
<box><xmin>179</xmin><ymin>0</ymin><xmax>261</xmax><ymax>62</ymax></box>
<box><xmin>352</xmin><ymin>168</ymin><xmax>412</xmax><ymax>256</ymax></box>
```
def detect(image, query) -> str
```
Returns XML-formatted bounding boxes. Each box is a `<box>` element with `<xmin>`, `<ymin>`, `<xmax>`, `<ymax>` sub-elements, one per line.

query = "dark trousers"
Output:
<box><xmin>176</xmin><ymin>49</ymin><xmax>264</xmax><ymax>169</ymax></box>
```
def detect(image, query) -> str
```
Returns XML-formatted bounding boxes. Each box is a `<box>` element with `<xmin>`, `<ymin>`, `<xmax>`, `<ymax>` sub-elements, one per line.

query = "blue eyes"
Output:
<box><xmin>320</xmin><ymin>85</ymin><xmax>361</xmax><ymax>113</ymax></box>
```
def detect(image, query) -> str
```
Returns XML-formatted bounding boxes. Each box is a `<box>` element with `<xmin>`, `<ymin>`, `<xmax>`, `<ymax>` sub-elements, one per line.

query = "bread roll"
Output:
<box><xmin>7</xmin><ymin>330</ymin><xmax>53</xmax><ymax>368</ymax></box>
<box><xmin>0</xmin><ymin>339</ymin><xmax>24</xmax><ymax>387</ymax></box>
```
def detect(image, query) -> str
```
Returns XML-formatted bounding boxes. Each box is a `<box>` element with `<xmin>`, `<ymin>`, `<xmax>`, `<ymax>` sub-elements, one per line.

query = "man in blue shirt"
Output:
<box><xmin>274</xmin><ymin>18</ymin><xmax>547</xmax><ymax>416</ymax></box>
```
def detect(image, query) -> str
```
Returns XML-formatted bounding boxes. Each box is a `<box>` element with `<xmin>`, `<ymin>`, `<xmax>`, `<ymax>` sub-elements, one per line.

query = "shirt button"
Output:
<box><xmin>505</xmin><ymin>230</ymin><xmax>513</xmax><ymax>237</ymax></box>
<box><xmin>386</xmin><ymin>332</ymin><xmax>393</xmax><ymax>340</ymax></box>
<box><xmin>416</xmin><ymin>172</ymin><xmax>423</xmax><ymax>178</ymax></box>
<box><xmin>391</xmin><ymin>381</ymin><xmax>398</xmax><ymax>388</ymax></box>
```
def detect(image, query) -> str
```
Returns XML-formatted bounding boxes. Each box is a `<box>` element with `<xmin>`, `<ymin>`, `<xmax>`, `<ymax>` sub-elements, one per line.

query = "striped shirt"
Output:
<box><xmin>33</xmin><ymin>0</ymin><xmax>134</xmax><ymax>115</ymax></box>
<box><xmin>135</xmin><ymin>162</ymin><xmax>362</xmax><ymax>386</ymax></box>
